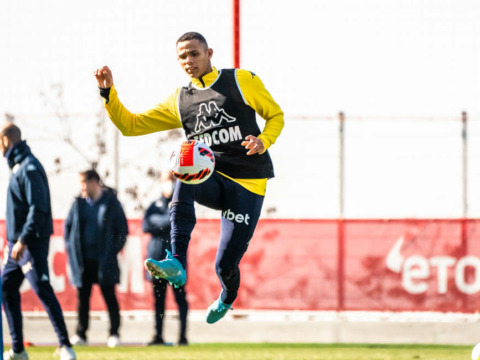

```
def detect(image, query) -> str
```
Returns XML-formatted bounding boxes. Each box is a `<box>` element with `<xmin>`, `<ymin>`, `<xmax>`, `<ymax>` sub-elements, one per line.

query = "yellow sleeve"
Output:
<box><xmin>104</xmin><ymin>85</ymin><xmax>183</xmax><ymax>136</ymax></box>
<box><xmin>235</xmin><ymin>69</ymin><xmax>284</xmax><ymax>150</ymax></box>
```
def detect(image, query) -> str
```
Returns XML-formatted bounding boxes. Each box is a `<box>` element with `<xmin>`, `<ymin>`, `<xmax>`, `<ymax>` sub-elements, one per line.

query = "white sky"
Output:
<box><xmin>1</xmin><ymin>0</ymin><xmax>479</xmax><ymax>117</ymax></box>
<box><xmin>0</xmin><ymin>0</ymin><xmax>479</xmax><ymax>219</ymax></box>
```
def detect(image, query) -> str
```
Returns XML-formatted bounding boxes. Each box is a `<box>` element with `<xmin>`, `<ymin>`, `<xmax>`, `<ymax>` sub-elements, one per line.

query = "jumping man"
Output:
<box><xmin>94</xmin><ymin>32</ymin><xmax>284</xmax><ymax>324</ymax></box>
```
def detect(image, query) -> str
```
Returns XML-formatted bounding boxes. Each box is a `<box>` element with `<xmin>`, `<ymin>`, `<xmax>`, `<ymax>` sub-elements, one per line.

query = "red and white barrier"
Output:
<box><xmin>1</xmin><ymin>219</ymin><xmax>480</xmax><ymax>312</ymax></box>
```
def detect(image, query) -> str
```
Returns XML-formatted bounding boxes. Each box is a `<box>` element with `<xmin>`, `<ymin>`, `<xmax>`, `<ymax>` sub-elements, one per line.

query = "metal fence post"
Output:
<box><xmin>461</xmin><ymin>111</ymin><xmax>469</xmax><ymax>311</ymax></box>
<box><xmin>337</xmin><ymin>111</ymin><xmax>345</xmax><ymax>311</ymax></box>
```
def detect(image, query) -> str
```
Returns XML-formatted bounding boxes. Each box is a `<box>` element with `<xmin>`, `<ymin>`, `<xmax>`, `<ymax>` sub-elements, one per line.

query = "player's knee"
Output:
<box><xmin>36</xmin><ymin>282</ymin><xmax>55</xmax><ymax>301</ymax></box>
<box><xmin>2</xmin><ymin>279</ymin><xmax>17</xmax><ymax>298</ymax></box>
<box><xmin>2</xmin><ymin>286</ymin><xmax>14</xmax><ymax>301</ymax></box>
<box><xmin>216</xmin><ymin>265</ymin><xmax>236</xmax><ymax>282</ymax></box>
<box><xmin>170</xmin><ymin>202</ymin><xmax>196</xmax><ymax>223</ymax></box>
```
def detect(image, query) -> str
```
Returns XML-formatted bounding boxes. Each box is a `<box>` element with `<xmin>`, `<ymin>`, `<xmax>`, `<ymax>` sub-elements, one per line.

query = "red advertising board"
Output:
<box><xmin>1</xmin><ymin>219</ymin><xmax>480</xmax><ymax>312</ymax></box>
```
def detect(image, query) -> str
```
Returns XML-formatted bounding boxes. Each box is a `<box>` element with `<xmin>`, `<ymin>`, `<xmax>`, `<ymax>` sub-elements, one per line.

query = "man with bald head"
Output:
<box><xmin>0</xmin><ymin>123</ymin><xmax>76</xmax><ymax>360</ymax></box>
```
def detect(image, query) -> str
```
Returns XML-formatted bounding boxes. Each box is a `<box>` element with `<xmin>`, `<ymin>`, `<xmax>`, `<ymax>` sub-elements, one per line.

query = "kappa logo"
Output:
<box><xmin>194</xmin><ymin>101</ymin><xmax>236</xmax><ymax>133</ymax></box>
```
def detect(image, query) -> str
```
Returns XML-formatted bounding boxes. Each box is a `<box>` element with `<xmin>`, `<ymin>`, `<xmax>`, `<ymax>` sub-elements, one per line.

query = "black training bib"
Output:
<box><xmin>178</xmin><ymin>69</ymin><xmax>274</xmax><ymax>179</ymax></box>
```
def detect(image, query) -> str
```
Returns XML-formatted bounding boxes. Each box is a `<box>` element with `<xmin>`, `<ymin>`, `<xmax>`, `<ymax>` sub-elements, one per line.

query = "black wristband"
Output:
<box><xmin>99</xmin><ymin>87</ymin><xmax>111</xmax><ymax>104</ymax></box>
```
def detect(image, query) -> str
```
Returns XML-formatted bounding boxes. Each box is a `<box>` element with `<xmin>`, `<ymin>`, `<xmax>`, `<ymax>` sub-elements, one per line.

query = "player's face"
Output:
<box><xmin>79</xmin><ymin>175</ymin><xmax>95</xmax><ymax>199</ymax></box>
<box><xmin>177</xmin><ymin>39</ymin><xmax>213</xmax><ymax>79</ymax></box>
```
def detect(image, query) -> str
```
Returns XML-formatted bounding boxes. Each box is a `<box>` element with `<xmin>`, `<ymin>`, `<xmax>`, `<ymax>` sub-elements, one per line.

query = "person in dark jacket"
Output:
<box><xmin>64</xmin><ymin>169</ymin><xmax>128</xmax><ymax>348</ymax></box>
<box><xmin>0</xmin><ymin>123</ymin><xmax>76</xmax><ymax>360</ymax></box>
<box><xmin>143</xmin><ymin>172</ymin><xmax>188</xmax><ymax>346</ymax></box>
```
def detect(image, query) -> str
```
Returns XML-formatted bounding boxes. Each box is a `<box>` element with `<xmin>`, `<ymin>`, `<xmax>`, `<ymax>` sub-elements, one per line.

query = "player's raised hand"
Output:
<box><xmin>241</xmin><ymin>135</ymin><xmax>265</xmax><ymax>155</ymax></box>
<box><xmin>94</xmin><ymin>66</ymin><xmax>113</xmax><ymax>88</ymax></box>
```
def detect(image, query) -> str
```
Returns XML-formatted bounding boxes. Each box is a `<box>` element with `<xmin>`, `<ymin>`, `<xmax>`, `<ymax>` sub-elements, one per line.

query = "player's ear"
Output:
<box><xmin>1</xmin><ymin>135</ymin><xmax>9</xmax><ymax>150</ymax></box>
<box><xmin>207</xmin><ymin>48</ymin><xmax>213</xmax><ymax>59</ymax></box>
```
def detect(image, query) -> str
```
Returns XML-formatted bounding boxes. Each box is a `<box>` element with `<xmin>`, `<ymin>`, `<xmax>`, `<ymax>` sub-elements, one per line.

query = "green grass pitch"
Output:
<box><xmin>8</xmin><ymin>343</ymin><xmax>472</xmax><ymax>360</ymax></box>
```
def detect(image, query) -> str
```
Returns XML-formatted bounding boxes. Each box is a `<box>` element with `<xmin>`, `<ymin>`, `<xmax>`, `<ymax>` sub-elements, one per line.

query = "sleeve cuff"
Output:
<box><xmin>99</xmin><ymin>87</ymin><xmax>111</xmax><ymax>104</ymax></box>
<box><xmin>257</xmin><ymin>135</ymin><xmax>270</xmax><ymax>153</ymax></box>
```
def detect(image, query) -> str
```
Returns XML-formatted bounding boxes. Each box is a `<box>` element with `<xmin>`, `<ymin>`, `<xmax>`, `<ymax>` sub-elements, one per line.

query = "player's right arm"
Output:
<box><xmin>94</xmin><ymin>65</ymin><xmax>183</xmax><ymax>136</ymax></box>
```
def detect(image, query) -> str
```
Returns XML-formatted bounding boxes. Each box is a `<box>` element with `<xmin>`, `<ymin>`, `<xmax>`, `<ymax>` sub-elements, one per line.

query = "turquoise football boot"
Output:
<box><xmin>144</xmin><ymin>250</ymin><xmax>186</xmax><ymax>288</ymax></box>
<box><xmin>206</xmin><ymin>294</ymin><xmax>232</xmax><ymax>324</ymax></box>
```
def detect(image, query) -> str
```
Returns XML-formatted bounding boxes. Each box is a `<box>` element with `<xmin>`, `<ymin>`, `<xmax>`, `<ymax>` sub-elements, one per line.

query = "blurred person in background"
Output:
<box><xmin>94</xmin><ymin>31</ymin><xmax>284</xmax><ymax>324</ymax></box>
<box><xmin>0</xmin><ymin>122</ymin><xmax>76</xmax><ymax>360</ymax></box>
<box><xmin>143</xmin><ymin>171</ymin><xmax>188</xmax><ymax>346</ymax></box>
<box><xmin>64</xmin><ymin>169</ymin><xmax>128</xmax><ymax>348</ymax></box>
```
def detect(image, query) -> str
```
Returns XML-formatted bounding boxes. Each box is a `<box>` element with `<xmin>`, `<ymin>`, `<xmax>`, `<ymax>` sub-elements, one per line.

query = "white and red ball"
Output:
<box><xmin>170</xmin><ymin>140</ymin><xmax>215</xmax><ymax>184</ymax></box>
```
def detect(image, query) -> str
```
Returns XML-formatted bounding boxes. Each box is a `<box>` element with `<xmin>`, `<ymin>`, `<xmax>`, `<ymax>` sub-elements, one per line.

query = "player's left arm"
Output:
<box><xmin>236</xmin><ymin>69</ymin><xmax>284</xmax><ymax>155</ymax></box>
<box><xmin>20</xmin><ymin>167</ymin><xmax>50</xmax><ymax>246</ymax></box>
<box><xmin>12</xmin><ymin>166</ymin><xmax>49</xmax><ymax>260</ymax></box>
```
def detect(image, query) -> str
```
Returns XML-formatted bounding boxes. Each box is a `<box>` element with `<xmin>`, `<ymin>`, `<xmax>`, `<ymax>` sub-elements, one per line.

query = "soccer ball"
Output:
<box><xmin>170</xmin><ymin>140</ymin><xmax>215</xmax><ymax>184</ymax></box>
<box><xmin>472</xmin><ymin>343</ymin><xmax>480</xmax><ymax>360</ymax></box>
<box><xmin>473</xmin><ymin>343</ymin><xmax>480</xmax><ymax>360</ymax></box>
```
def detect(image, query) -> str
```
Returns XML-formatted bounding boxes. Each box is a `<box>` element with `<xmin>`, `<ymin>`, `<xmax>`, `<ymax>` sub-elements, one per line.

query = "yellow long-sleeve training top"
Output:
<box><xmin>103</xmin><ymin>67</ymin><xmax>284</xmax><ymax>196</ymax></box>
